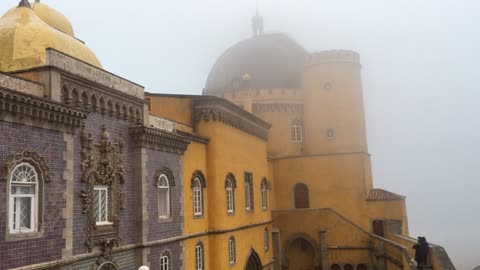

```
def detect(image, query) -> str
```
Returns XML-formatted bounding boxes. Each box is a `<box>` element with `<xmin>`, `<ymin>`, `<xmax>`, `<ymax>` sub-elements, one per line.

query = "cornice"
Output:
<box><xmin>193</xmin><ymin>96</ymin><xmax>271</xmax><ymax>141</ymax></box>
<box><xmin>129</xmin><ymin>125</ymin><xmax>191</xmax><ymax>154</ymax></box>
<box><xmin>0</xmin><ymin>87</ymin><xmax>86</xmax><ymax>129</ymax></box>
<box><xmin>176</xmin><ymin>130</ymin><xmax>209</xmax><ymax>144</ymax></box>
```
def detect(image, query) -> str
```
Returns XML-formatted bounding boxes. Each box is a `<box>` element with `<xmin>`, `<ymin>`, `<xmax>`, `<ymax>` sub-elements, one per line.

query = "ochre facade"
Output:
<box><xmin>0</xmin><ymin>1</ymin><xmax>455</xmax><ymax>270</ymax></box>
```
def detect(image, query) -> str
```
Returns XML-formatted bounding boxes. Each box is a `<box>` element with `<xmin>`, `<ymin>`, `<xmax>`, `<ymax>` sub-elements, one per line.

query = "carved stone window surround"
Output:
<box><xmin>2</xmin><ymin>150</ymin><xmax>51</xmax><ymax>242</ymax></box>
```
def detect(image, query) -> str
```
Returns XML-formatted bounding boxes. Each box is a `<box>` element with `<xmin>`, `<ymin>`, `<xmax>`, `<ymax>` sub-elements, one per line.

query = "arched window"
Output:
<box><xmin>226</xmin><ymin>177</ymin><xmax>235</xmax><ymax>214</ymax></box>
<box><xmin>195</xmin><ymin>242</ymin><xmax>205</xmax><ymax>270</ymax></box>
<box><xmin>264</xmin><ymin>228</ymin><xmax>269</xmax><ymax>251</ymax></box>
<box><xmin>356</xmin><ymin>264</ymin><xmax>368</xmax><ymax>270</ymax></box>
<box><xmin>160</xmin><ymin>250</ymin><xmax>171</xmax><ymax>270</ymax></box>
<box><xmin>294</xmin><ymin>183</ymin><xmax>310</xmax><ymax>209</ymax></box>
<box><xmin>244</xmin><ymin>172</ymin><xmax>254</xmax><ymax>211</ymax></box>
<box><xmin>9</xmin><ymin>163</ymin><xmax>38</xmax><ymax>233</ymax></box>
<box><xmin>261</xmin><ymin>178</ymin><xmax>268</xmax><ymax>210</ymax></box>
<box><xmin>290</xmin><ymin>119</ymin><xmax>303</xmax><ymax>143</ymax></box>
<box><xmin>229</xmin><ymin>236</ymin><xmax>236</xmax><ymax>264</ymax></box>
<box><xmin>331</xmin><ymin>264</ymin><xmax>341</xmax><ymax>270</ymax></box>
<box><xmin>193</xmin><ymin>178</ymin><xmax>203</xmax><ymax>216</ymax></box>
<box><xmin>158</xmin><ymin>174</ymin><xmax>170</xmax><ymax>219</ymax></box>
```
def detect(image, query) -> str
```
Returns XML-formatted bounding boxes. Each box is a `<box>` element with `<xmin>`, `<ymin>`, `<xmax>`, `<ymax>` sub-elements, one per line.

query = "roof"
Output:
<box><xmin>204</xmin><ymin>33</ymin><xmax>307</xmax><ymax>95</ymax></box>
<box><xmin>367</xmin><ymin>189</ymin><xmax>406</xmax><ymax>201</ymax></box>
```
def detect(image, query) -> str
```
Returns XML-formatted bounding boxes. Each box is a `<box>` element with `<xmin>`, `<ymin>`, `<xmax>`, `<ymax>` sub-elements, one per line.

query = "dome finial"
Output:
<box><xmin>18</xmin><ymin>0</ymin><xmax>31</xmax><ymax>8</ymax></box>
<box><xmin>252</xmin><ymin>1</ymin><xmax>263</xmax><ymax>36</ymax></box>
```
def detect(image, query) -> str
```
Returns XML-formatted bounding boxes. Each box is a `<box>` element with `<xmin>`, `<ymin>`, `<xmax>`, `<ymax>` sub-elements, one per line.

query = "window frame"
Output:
<box><xmin>226</xmin><ymin>178</ymin><xmax>235</xmax><ymax>214</ymax></box>
<box><xmin>290</xmin><ymin>119</ymin><xmax>303</xmax><ymax>143</ymax></box>
<box><xmin>160</xmin><ymin>250</ymin><xmax>171</xmax><ymax>270</ymax></box>
<box><xmin>229</xmin><ymin>236</ymin><xmax>236</xmax><ymax>265</ymax></box>
<box><xmin>244</xmin><ymin>172</ymin><xmax>254</xmax><ymax>212</ymax></box>
<box><xmin>261</xmin><ymin>178</ymin><xmax>268</xmax><ymax>211</ymax></box>
<box><xmin>264</xmin><ymin>228</ymin><xmax>269</xmax><ymax>251</ymax></box>
<box><xmin>195</xmin><ymin>242</ymin><xmax>205</xmax><ymax>270</ymax></box>
<box><xmin>193</xmin><ymin>177</ymin><xmax>203</xmax><ymax>217</ymax></box>
<box><xmin>9</xmin><ymin>163</ymin><xmax>38</xmax><ymax>234</ymax></box>
<box><xmin>157</xmin><ymin>174</ymin><xmax>171</xmax><ymax>219</ymax></box>
<box><xmin>94</xmin><ymin>185</ymin><xmax>112</xmax><ymax>226</ymax></box>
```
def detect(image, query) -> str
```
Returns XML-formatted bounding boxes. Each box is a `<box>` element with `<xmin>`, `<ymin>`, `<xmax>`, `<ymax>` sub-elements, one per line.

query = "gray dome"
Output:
<box><xmin>204</xmin><ymin>33</ymin><xmax>307</xmax><ymax>95</ymax></box>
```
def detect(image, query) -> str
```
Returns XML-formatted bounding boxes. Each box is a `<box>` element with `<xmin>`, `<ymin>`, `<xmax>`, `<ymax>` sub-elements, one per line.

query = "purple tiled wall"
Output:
<box><xmin>148</xmin><ymin>242</ymin><xmax>183</xmax><ymax>270</ymax></box>
<box><xmin>0</xmin><ymin>122</ymin><xmax>65</xmax><ymax>270</ymax></box>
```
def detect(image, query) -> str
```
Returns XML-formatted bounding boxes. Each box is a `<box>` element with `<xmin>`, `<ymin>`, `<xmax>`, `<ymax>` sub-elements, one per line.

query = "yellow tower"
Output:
<box><xmin>302</xmin><ymin>51</ymin><xmax>368</xmax><ymax>155</ymax></box>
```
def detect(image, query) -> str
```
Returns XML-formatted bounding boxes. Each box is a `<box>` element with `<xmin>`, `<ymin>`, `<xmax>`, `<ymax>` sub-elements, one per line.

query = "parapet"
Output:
<box><xmin>305</xmin><ymin>50</ymin><xmax>360</xmax><ymax>67</ymax></box>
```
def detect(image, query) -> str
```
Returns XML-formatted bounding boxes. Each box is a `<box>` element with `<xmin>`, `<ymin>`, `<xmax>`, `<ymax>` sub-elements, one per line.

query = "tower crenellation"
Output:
<box><xmin>305</xmin><ymin>50</ymin><xmax>360</xmax><ymax>67</ymax></box>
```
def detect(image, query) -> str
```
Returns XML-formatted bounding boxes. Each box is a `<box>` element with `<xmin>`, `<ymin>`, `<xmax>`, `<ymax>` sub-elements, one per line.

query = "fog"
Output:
<box><xmin>1</xmin><ymin>1</ymin><xmax>479</xmax><ymax>269</ymax></box>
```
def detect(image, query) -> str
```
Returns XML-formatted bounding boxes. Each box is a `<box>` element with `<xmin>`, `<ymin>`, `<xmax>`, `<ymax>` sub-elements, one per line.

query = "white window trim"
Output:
<box><xmin>245</xmin><ymin>180</ymin><xmax>253</xmax><ymax>211</ymax></box>
<box><xmin>290</xmin><ymin>123</ymin><xmax>303</xmax><ymax>143</ymax></box>
<box><xmin>261</xmin><ymin>185</ymin><xmax>268</xmax><ymax>210</ymax></box>
<box><xmin>158</xmin><ymin>174</ymin><xmax>171</xmax><ymax>219</ymax></box>
<box><xmin>196</xmin><ymin>244</ymin><xmax>204</xmax><ymax>270</ymax></box>
<box><xmin>9</xmin><ymin>163</ymin><xmax>38</xmax><ymax>234</ymax></box>
<box><xmin>226</xmin><ymin>179</ymin><xmax>234</xmax><ymax>214</ymax></box>
<box><xmin>229</xmin><ymin>237</ymin><xmax>236</xmax><ymax>264</ymax></box>
<box><xmin>94</xmin><ymin>186</ymin><xmax>112</xmax><ymax>226</ymax></box>
<box><xmin>160</xmin><ymin>252</ymin><xmax>169</xmax><ymax>270</ymax></box>
<box><xmin>193</xmin><ymin>178</ymin><xmax>203</xmax><ymax>216</ymax></box>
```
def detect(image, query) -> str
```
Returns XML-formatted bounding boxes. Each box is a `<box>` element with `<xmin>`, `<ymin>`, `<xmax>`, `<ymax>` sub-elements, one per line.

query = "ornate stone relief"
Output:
<box><xmin>61</xmin><ymin>79</ymin><xmax>144</xmax><ymax>124</ymax></box>
<box><xmin>80</xmin><ymin>124</ymin><xmax>125</xmax><ymax>252</ymax></box>
<box><xmin>155</xmin><ymin>167</ymin><xmax>176</xmax><ymax>186</ymax></box>
<box><xmin>0</xmin><ymin>87</ymin><xmax>86</xmax><ymax>130</ymax></box>
<box><xmin>89</xmin><ymin>239</ymin><xmax>119</xmax><ymax>270</ymax></box>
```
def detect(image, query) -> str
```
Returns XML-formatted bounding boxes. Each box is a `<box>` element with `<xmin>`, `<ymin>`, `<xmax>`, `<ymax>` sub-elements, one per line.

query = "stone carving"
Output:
<box><xmin>89</xmin><ymin>239</ymin><xmax>119</xmax><ymax>270</ymax></box>
<box><xmin>0</xmin><ymin>87</ymin><xmax>86</xmax><ymax>130</ymax></box>
<box><xmin>80</xmin><ymin>124</ymin><xmax>125</xmax><ymax>252</ymax></box>
<box><xmin>155</xmin><ymin>167</ymin><xmax>176</xmax><ymax>186</ymax></box>
<box><xmin>62</xmin><ymin>79</ymin><xmax>144</xmax><ymax>124</ymax></box>
<box><xmin>129</xmin><ymin>125</ymin><xmax>190</xmax><ymax>154</ymax></box>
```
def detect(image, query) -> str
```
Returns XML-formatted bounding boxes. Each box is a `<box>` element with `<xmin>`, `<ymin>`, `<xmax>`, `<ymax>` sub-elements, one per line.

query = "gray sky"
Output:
<box><xmin>2</xmin><ymin>0</ymin><xmax>479</xmax><ymax>269</ymax></box>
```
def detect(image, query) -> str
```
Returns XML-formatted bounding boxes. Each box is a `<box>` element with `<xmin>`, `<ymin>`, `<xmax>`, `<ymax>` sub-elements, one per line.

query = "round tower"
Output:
<box><xmin>301</xmin><ymin>50</ymin><xmax>368</xmax><ymax>155</ymax></box>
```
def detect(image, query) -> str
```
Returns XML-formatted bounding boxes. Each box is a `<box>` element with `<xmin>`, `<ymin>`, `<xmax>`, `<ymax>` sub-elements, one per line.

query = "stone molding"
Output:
<box><xmin>2</xmin><ymin>150</ymin><xmax>51</xmax><ymax>241</ymax></box>
<box><xmin>61</xmin><ymin>78</ymin><xmax>144</xmax><ymax>124</ymax></box>
<box><xmin>252</xmin><ymin>103</ymin><xmax>304</xmax><ymax>113</ymax></box>
<box><xmin>0</xmin><ymin>86</ymin><xmax>86</xmax><ymax>130</ymax></box>
<box><xmin>193</xmin><ymin>97</ymin><xmax>271</xmax><ymax>141</ymax></box>
<box><xmin>225</xmin><ymin>172</ymin><xmax>237</xmax><ymax>188</ymax></box>
<box><xmin>129</xmin><ymin>125</ymin><xmax>190</xmax><ymax>154</ymax></box>
<box><xmin>154</xmin><ymin>167</ymin><xmax>176</xmax><ymax>187</ymax></box>
<box><xmin>191</xmin><ymin>170</ymin><xmax>207</xmax><ymax>188</ymax></box>
<box><xmin>80</xmin><ymin>125</ymin><xmax>125</xmax><ymax>252</ymax></box>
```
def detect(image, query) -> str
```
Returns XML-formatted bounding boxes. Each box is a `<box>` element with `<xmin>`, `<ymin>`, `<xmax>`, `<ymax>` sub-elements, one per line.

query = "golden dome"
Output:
<box><xmin>0</xmin><ymin>4</ymin><xmax>101</xmax><ymax>72</ymax></box>
<box><xmin>31</xmin><ymin>1</ymin><xmax>75</xmax><ymax>36</ymax></box>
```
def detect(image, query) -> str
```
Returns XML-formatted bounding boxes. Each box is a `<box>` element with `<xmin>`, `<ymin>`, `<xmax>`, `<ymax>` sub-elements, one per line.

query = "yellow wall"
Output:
<box><xmin>195</xmin><ymin>119</ymin><xmax>271</xmax><ymax>231</ymax></box>
<box><xmin>183</xmin><ymin>141</ymin><xmax>209</xmax><ymax>235</ymax></box>
<box><xmin>302</xmin><ymin>55</ymin><xmax>368</xmax><ymax>155</ymax></box>
<box><xmin>148</xmin><ymin>96</ymin><xmax>192</xmax><ymax>126</ymax></box>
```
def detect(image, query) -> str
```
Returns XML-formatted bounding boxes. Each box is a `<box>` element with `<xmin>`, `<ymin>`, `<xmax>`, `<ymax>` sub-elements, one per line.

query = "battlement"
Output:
<box><xmin>305</xmin><ymin>50</ymin><xmax>360</xmax><ymax>66</ymax></box>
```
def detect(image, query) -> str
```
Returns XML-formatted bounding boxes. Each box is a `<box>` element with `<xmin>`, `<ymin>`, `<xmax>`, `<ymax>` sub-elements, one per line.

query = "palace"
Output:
<box><xmin>0</xmin><ymin>1</ymin><xmax>455</xmax><ymax>270</ymax></box>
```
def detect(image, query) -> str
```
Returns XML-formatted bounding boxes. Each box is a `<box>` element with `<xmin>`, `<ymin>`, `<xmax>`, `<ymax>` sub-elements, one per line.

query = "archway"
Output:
<box><xmin>282</xmin><ymin>233</ymin><xmax>321</xmax><ymax>270</ymax></box>
<box><xmin>97</xmin><ymin>261</ymin><xmax>118</xmax><ymax>270</ymax></box>
<box><xmin>245</xmin><ymin>249</ymin><xmax>262</xmax><ymax>270</ymax></box>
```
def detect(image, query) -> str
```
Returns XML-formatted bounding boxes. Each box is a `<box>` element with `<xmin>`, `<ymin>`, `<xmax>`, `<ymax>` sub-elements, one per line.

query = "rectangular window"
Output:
<box><xmin>244</xmin><ymin>172</ymin><xmax>254</xmax><ymax>211</ymax></box>
<box><xmin>227</xmin><ymin>188</ymin><xmax>234</xmax><ymax>213</ymax></box>
<box><xmin>94</xmin><ymin>186</ymin><xmax>110</xmax><ymax>225</ymax></box>
<box><xmin>160</xmin><ymin>255</ymin><xmax>169</xmax><ymax>270</ymax></box>
<box><xmin>290</xmin><ymin>125</ymin><xmax>303</xmax><ymax>143</ymax></box>
<box><xmin>10</xmin><ymin>185</ymin><xmax>35</xmax><ymax>233</ymax></box>
<box><xmin>193</xmin><ymin>188</ymin><xmax>202</xmax><ymax>216</ymax></box>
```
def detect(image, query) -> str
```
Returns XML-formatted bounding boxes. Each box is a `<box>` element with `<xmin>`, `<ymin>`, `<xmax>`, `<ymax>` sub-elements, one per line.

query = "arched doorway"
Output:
<box><xmin>245</xmin><ymin>249</ymin><xmax>262</xmax><ymax>270</ymax></box>
<box><xmin>282</xmin><ymin>233</ymin><xmax>320</xmax><ymax>270</ymax></box>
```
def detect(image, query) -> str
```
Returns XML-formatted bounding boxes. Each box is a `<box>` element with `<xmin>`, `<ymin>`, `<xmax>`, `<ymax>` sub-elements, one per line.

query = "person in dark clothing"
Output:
<box><xmin>413</xmin><ymin>236</ymin><xmax>429</xmax><ymax>269</ymax></box>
